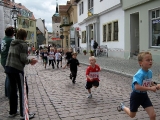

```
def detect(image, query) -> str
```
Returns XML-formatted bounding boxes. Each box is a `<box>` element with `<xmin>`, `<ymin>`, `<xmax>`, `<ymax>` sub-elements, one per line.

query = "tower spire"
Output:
<box><xmin>56</xmin><ymin>0</ymin><xmax>58</xmax><ymax>13</ymax></box>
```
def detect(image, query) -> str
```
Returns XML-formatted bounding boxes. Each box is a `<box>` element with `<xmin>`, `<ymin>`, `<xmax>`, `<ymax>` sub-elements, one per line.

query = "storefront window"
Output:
<box><xmin>151</xmin><ymin>9</ymin><xmax>160</xmax><ymax>47</ymax></box>
<box><xmin>152</xmin><ymin>19</ymin><xmax>160</xmax><ymax>46</ymax></box>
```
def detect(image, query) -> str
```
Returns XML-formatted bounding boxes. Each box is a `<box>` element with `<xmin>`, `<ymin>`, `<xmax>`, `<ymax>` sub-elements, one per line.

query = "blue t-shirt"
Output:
<box><xmin>132</xmin><ymin>68</ymin><xmax>152</xmax><ymax>92</ymax></box>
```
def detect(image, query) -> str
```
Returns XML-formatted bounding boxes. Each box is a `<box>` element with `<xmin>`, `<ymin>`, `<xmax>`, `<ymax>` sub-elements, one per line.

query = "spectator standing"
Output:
<box><xmin>5</xmin><ymin>29</ymin><xmax>37</xmax><ymax>119</ymax></box>
<box><xmin>1</xmin><ymin>27</ymin><xmax>14</xmax><ymax>98</ymax></box>
<box><xmin>93</xmin><ymin>40</ymin><xmax>98</xmax><ymax>57</ymax></box>
<box><xmin>91</xmin><ymin>38</ymin><xmax>94</xmax><ymax>50</ymax></box>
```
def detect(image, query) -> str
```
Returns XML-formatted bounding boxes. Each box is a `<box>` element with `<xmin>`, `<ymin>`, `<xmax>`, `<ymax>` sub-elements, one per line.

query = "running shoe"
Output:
<box><xmin>87</xmin><ymin>94</ymin><xmax>92</xmax><ymax>98</ymax></box>
<box><xmin>72</xmin><ymin>80</ymin><xmax>76</xmax><ymax>84</ymax></box>
<box><xmin>20</xmin><ymin>112</ymin><xmax>35</xmax><ymax>120</ymax></box>
<box><xmin>117</xmin><ymin>103</ymin><xmax>124</xmax><ymax>112</ymax></box>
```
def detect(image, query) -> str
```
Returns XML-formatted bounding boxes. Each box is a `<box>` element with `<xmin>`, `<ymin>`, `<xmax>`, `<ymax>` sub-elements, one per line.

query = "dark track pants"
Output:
<box><xmin>7</xmin><ymin>73</ymin><xmax>27</xmax><ymax>117</ymax></box>
<box><xmin>71</xmin><ymin>70</ymin><xmax>77</xmax><ymax>81</ymax></box>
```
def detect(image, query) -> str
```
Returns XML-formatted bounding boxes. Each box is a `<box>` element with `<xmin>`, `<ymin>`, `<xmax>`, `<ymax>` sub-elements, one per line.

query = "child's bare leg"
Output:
<box><xmin>123</xmin><ymin>106</ymin><xmax>136</xmax><ymax>118</ymax></box>
<box><xmin>93</xmin><ymin>86</ymin><xmax>97</xmax><ymax>88</ymax></box>
<box><xmin>145</xmin><ymin>106</ymin><xmax>156</xmax><ymax>120</ymax></box>
<box><xmin>88</xmin><ymin>89</ymin><xmax>91</xmax><ymax>93</ymax></box>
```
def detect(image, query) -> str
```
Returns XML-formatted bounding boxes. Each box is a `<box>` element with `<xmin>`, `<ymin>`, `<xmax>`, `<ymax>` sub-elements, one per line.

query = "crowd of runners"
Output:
<box><xmin>35</xmin><ymin>46</ymin><xmax>160</xmax><ymax>120</ymax></box>
<box><xmin>1</xmin><ymin>27</ymin><xmax>160</xmax><ymax>120</ymax></box>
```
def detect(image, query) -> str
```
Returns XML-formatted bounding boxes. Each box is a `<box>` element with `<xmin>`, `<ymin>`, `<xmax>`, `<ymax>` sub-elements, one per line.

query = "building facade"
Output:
<box><xmin>0</xmin><ymin>0</ymin><xmax>37</xmax><ymax>48</ymax></box>
<box><xmin>51</xmin><ymin>0</ymin><xmax>61</xmax><ymax>47</ymax></box>
<box><xmin>16</xmin><ymin>3</ymin><xmax>37</xmax><ymax>48</ymax></box>
<box><xmin>76</xmin><ymin>0</ymin><xmax>124</xmax><ymax>58</ymax></box>
<box><xmin>59</xmin><ymin>0</ymin><xmax>78</xmax><ymax>49</ymax></box>
<box><xmin>122</xmin><ymin>0</ymin><xmax>160</xmax><ymax>62</ymax></box>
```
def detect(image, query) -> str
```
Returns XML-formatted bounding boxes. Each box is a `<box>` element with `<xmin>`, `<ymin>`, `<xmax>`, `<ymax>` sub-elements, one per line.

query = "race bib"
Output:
<box><xmin>89</xmin><ymin>72</ymin><xmax>99</xmax><ymax>79</ymax></box>
<box><xmin>44</xmin><ymin>54</ymin><xmax>47</xmax><ymax>57</ymax></box>
<box><xmin>142</xmin><ymin>79</ymin><xmax>152</xmax><ymax>87</ymax></box>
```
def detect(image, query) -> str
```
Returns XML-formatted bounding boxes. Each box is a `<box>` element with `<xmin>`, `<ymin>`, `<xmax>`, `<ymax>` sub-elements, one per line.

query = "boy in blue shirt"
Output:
<box><xmin>117</xmin><ymin>52</ymin><xmax>158</xmax><ymax>120</ymax></box>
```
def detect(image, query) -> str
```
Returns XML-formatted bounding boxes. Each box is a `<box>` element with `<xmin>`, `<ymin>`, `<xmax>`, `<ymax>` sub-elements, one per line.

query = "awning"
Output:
<box><xmin>51</xmin><ymin>38</ymin><xmax>61</xmax><ymax>41</ymax></box>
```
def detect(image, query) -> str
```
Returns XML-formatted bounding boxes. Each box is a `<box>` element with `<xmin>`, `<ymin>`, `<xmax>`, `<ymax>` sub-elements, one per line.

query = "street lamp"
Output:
<box><xmin>60</xmin><ymin>28</ymin><xmax>64</xmax><ymax>48</ymax></box>
<box><xmin>11</xmin><ymin>5</ymin><xmax>19</xmax><ymax>37</ymax></box>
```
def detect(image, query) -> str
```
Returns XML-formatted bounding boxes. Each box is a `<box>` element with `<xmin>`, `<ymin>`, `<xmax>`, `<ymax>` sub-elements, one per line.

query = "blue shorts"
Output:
<box><xmin>130</xmin><ymin>91</ymin><xmax>153</xmax><ymax>112</ymax></box>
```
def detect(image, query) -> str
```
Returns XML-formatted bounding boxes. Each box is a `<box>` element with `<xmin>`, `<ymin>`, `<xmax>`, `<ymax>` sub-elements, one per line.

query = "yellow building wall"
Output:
<box><xmin>17</xmin><ymin>16</ymin><xmax>37</xmax><ymax>48</ymax></box>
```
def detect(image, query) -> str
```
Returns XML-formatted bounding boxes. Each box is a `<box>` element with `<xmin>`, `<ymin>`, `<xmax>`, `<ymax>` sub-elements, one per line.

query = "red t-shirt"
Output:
<box><xmin>86</xmin><ymin>64</ymin><xmax>100</xmax><ymax>82</ymax></box>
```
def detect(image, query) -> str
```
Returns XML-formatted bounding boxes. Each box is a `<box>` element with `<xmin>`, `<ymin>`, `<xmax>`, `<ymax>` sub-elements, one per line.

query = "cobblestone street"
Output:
<box><xmin>0</xmin><ymin>55</ymin><xmax>160</xmax><ymax>120</ymax></box>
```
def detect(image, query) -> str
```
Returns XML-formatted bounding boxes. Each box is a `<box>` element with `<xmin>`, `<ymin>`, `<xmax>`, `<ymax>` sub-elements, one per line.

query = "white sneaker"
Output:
<box><xmin>8</xmin><ymin>110</ymin><xmax>19</xmax><ymax>118</ymax></box>
<box><xmin>87</xmin><ymin>94</ymin><xmax>92</xmax><ymax>98</ymax></box>
<box><xmin>20</xmin><ymin>112</ymin><xmax>35</xmax><ymax>120</ymax></box>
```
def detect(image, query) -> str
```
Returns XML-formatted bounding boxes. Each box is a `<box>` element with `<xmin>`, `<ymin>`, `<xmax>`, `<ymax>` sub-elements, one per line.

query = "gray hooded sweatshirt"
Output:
<box><xmin>5</xmin><ymin>39</ymin><xmax>30</xmax><ymax>72</ymax></box>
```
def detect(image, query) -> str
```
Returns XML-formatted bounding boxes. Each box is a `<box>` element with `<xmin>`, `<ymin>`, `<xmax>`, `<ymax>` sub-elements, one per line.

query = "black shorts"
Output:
<box><xmin>130</xmin><ymin>91</ymin><xmax>153</xmax><ymax>112</ymax></box>
<box><xmin>85</xmin><ymin>81</ymin><xmax>99</xmax><ymax>89</ymax></box>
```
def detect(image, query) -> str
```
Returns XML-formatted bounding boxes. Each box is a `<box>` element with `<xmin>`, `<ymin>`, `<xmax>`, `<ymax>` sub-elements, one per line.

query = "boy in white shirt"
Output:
<box><xmin>55</xmin><ymin>49</ymin><xmax>62</xmax><ymax>68</ymax></box>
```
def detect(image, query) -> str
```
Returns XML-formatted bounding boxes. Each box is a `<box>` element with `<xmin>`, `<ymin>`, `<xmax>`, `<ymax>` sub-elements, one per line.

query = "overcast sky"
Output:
<box><xmin>15</xmin><ymin>0</ymin><xmax>67</xmax><ymax>32</ymax></box>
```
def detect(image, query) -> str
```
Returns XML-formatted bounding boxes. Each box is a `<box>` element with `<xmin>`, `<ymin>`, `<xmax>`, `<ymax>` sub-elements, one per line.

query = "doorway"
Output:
<box><xmin>130</xmin><ymin>12</ymin><xmax>139</xmax><ymax>56</ymax></box>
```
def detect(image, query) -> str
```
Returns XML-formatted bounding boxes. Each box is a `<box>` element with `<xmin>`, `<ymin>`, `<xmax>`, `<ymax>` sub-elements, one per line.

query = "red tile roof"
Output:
<box><xmin>59</xmin><ymin>0</ymin><xmax>71</xmax><ymax>12</ymax></box>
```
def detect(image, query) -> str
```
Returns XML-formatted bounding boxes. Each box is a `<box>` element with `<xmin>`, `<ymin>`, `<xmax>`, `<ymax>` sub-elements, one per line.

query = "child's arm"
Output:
<box><xmin>63</xmin><ymin>59</ymin><xmax>70</xmax><ymax>69</ymax></box>
<box><xmin>77</xmin><ymin>60</ymin><xmax>80</xmax><ymax>67</ymax></box>
<box><xmin>134</xmin><ymin>83</ymin><xmax>157</xmax><ymax>92</ymax></box>
<box><xmin>86</xmin><ymin>75</ymin><xmax>93</xmax><ymax>81</ymax></box>
<box><xmin>63</xmin><ymin>64</ymin><xmax>67</xmax><ymax>69</ymax></box>
<box><xmin>155</xmin><ymin>84</ymin><xmax>160</xmax><ymax>90</ymax></box>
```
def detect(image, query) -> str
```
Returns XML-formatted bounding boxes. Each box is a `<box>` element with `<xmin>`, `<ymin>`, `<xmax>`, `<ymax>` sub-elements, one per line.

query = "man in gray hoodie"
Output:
<box><xmin>5</xmin><ymin>29</ymin><xmax>37</xmax><ymax>119</ymax></box>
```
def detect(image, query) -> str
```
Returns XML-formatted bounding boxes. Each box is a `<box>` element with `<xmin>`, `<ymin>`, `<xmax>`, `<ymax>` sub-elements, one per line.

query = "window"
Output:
<box><xmin>107</xmin><ymin>23</ymin><xmax>112</xmax><ymax>41</ymax></box>
<box><xmin>82</xmin><ymin>31</ymin><xmax>86</xmax><ymax>43</ymax></box>
<box><xmin>88</xmin><ymin>0</ymin><xmax>93</xmax><ymax>10</ymax></box>
<box><xmin>103</xmin><ymin>25</ymin><xmax>106</xmax><ymax>42</ymax></box>
<box><xmin>63</xmin><ymin>17</ymin><xmax>69</xmax><ymax>24</ymax></box>
<box><xmin>66</xmin><ymin>36</ymin><xmax>68</xmax><ymax>47</ymax></box>
<box><xmin>91</xmin><ymin>0</ymin><xmax>93</xmax><ymax>8</ymax></box>
<box><xmin>30</xmin><ymin>21</ymin><xmax>34</xmax><ymax>27</ymax></box>
<box><xmin>22</xmin><ymin>19</ymin><xmax>29</xmax><ymax>28</ymax></box>
<box><xmin>113</xmin><ymin>21</ymin><xmax>118</xmax><ymax>41</ymax></box>
<box><xmin>79</xmin><ymin>2</ymin><xmax>83</xmax><ymax>15</ymax></box>
<box><xmin>82</xmin><ymin>2</ymin><xmax>83</xmax><ymax>14</ymax></box>
<box><xmin>88</xmin><ymin>0</ymin><xmax>90</xmax><ymax>10</ymax></box>
<box><xmin>151</xmin><ymin>9</ymin><xmax>160</xmax><ymax>47</ymax></box>
<box><xmin>79</xmin><ymin>3</ymin><xmax>81</xmax><ymax>15</ymax></box>
<box><xmin>19</xmin><ymin>18</ymin><xmax>21</xmax><ymax>25</ymax></box>
<box><xmin>26</xmin><ymin>31</ymin><xmax>31</xmax><ymax>40</ymax></box>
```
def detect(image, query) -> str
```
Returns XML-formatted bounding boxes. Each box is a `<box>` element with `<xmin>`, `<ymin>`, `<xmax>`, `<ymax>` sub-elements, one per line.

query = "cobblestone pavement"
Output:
<box><xmin>0</xmin><ymin>56</ymin><xmax>160</xmax><ymax>120</ymax></box>
<box><xmin>77</xmin><ymin>54</ymin><xmax>160</xmax><ymax>82</ymax></box>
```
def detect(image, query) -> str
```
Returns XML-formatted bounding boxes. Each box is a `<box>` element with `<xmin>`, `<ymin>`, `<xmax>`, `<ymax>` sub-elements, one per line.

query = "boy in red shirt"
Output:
<box><xmin>86</xmin><ymin>56</ymin><xmax>101</xmax><ymax>98</ymax></box>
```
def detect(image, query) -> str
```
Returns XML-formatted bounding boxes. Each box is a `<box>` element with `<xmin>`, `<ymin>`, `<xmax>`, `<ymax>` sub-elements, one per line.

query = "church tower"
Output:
<box><xmin>51</xmin><ymin>0</ymin><xmax>61</xmax><ymax>39</ymax></box>
<box><xmin>56</xmin><ymin>0</ymin><xmax>58</xmax><ymax>13</ymax></box>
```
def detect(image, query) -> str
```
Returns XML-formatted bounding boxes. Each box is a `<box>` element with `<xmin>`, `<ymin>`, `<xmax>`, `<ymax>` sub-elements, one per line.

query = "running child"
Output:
<box><xmin>40</xmin><ymin>49</ymin><xmax>44</xmax><ymax>64</ymax></box>
<box><xmin>49</xmin><ymin>48</ymin><xmax>55</xmax><ymax>69</ymax></box>
<box><xmin>59</xmin><ymin>48</ymin><xmax>63</xmax><ymax>67</ymax></box>
<box><xmin>63</xmin><ymin>52</ymin><xmax>80</xmax><ymax>84</ymax></box>
<box><xmin>65</xmin><ymin>48</ymin><xmax>72</xmax><ymax>62</ymax></box>
<box><xmin>86</xmin><ymin>56</ymin><xmax>101</xmax><ymax>98</ymax></box>
<box><xmin>35</xmin><ymin>49</ymin><xmax>39</xmax><ymax>59</ymax></box>
<box><xmin>117</xmin><ymin>52</ymin><xmax>158</xmax><ymax>120</ymax></box>
<box><xmin>42</xmin><ymin>49</ymin><xmax>48</xmax><ymax>69</ymax></box>
<box><xmin>55</xmin><ymin>49</ymin><xmax>62</xmax><ymax>68</ymax></box>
